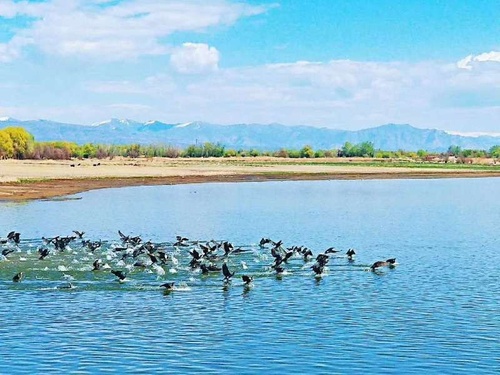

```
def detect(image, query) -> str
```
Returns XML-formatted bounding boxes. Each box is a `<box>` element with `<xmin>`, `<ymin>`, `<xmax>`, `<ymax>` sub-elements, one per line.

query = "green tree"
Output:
<box><xmin>300</xmin><ymin>145</ymin><xmax>315</xmax><ymax>158</ymax></box>
<box><xmin>417</xmin><ymin>149</ymin><xmax>428</xmax><ymax>158</ymax></box>
<box><xmin>359</xmin><ymin>141</ymin><xmax>375</xmax><ymax>157</ymax></box>
<box><xmin>341</xmin><ymin>142</ymin><xmax>353</xmax><ymax>157</ymax></box>
<box><xmin>490</xmin><ymin>145</ymin><xmax>500</xmax><ymax>158</ymax></box>
<box><xmin>447</xmin><ymin>145</ymin><xmax>462</xmax><ymax>156</ymax></box>
<box><xmin>224</xmin><ymin>149</ymin><xmax>237</xmax><ymax>157</ymax></box>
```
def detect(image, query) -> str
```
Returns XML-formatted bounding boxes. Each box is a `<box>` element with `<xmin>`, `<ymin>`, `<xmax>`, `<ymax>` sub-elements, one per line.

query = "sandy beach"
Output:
<box><xmin>1</xmin><ymin>157</ymin><xmax>499</xmax><ymax>201</ymax></box>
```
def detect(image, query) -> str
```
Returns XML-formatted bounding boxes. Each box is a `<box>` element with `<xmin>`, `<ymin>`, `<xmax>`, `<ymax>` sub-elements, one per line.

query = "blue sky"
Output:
<box><xmin>0</xmin><ymin>0</ymin><xmax>499</xmax><ymax>132</ymax></box>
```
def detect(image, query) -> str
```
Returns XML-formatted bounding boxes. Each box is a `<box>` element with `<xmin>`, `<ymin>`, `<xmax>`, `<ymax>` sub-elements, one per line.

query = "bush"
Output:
<box><xmin>224</xmin><ymin>149</ymin><xmax>237</xmax><ymax>157</ymax></box>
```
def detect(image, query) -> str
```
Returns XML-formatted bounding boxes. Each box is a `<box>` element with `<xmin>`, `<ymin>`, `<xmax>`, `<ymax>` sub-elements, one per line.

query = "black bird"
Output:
<box><xmin>270</xmin><ymin>246</ymin><xmax>281</xmax><ymax>259</ymax></box>
<box><xmin>92</xmin><ymin>259</ymin><xmax>102</xmax><ymax>271</ymax></box>
<box><xmin>325</xmin><ymin>247</ymin><xmax>339</xmax><ymax>254</ymax></box>
<box><xmin>199</xmin><ymin>243</ymin><xmax>210</xmax><ymax>253</ymax></box>
<box><xmin>346</xmin><ymin>248</ymin><xmax>356</xmax><ymax>260</ymax></box>
<box><xmin>316</xmin><ymin>254</ymin><xmax>329</xmax><ymax>267</ymax></box>
<box><xmin>174</xmin><ymin>236</ymin><xmax>189</xmax><ymax>246</ymax></box>
<box><xmin>111</xmin><ymin>270</ymin><xmax>127</xmax><ymax>281</ymax></box>
<box><xmin>271</xmin><ymin>254</ymin><xmax>283</xmax><ymax>269</ymax></box>
<box><xmin>7</xmin><ymin>231</ymin><xmax>20</xmax><ymax>244</ymax></box>
<box><xmin>302</xmin><ymin>248</ymin><xmax>313</xmax><ymax>260</ymax></box>
<box><xmin>283</xmin><ymin>250</ymin><xmax>294</xmax><ymax>263</ymax></box>
<box><xmin>161</xmin><ymin>282</ymin><xmax>175</xmax><ymax>290</ymax></box>
<box><xmin>38</xmin><ymin>248</ymin><xmax>50</xmax><ymax>260</ymax></box>
<box><xmin>73</xmin><ymin>230</ymin><xmax>85</xmax><ymax>239</ymax></box>
<box><xmin>200</xmin><ymin>264</ymin><xmax>210</xmax><ymax>274</ymax></box>
<box><xmin>118</xmin><ymin>230</ymin><xmax>130</xmax><ymax>242</ymax></box>
<box><xmin>223</xmin><ymin>241</ymin><xmax>233</xmax><ymax>256</ymax></box>
<box><xmin>157</xmin><ymin>251</ymin><xmax>168</xmax><ymax>264</ymax></box>
<box><xmin>129</xmin><ymin>236</ymin><xmax>142</xmax><ymax>246</ymax></box>
<box><xmin>311</xmin><ymin>263</ymin><xmax>324</xmax><ymax>275</ymax></box>
<box><xmin>148</xmin><ymin>253</ymin><xmax>158</xmax><ymax>264</ymax></box>
<box><xmin>259</xmin><ymin>237</ymin><xmax>272</xmax><ymax>247</ymax></box>
<box><xmin>200</xmin><ymin>263</ymin><xmax>221</xmax><ymax>274</ymax></box>
<box><xmin>86</xmin><ymin>241</ymin><xmax>102</xmax><ymax>252</ymax></box>
<box><xmin>2</xmin><ymin>248</ymin><xmax>15</xmax><ymax>257</ymax></box>
<box><xmin>242</xmin><ymin>275</ymin><xmax>253</xmax><ymax>285</ymax></box>
<box><xmin>370</xmin><ymin>260</ymin><xmax>392</xmax><ymax>271</ymax></box>
<box><xmin>222</xmin><ymin>263</ymin><xmax>235</xmax><ymax>282</ymax></box>
<box><xmin>189</xmin><ymin>249</ymin><xmax>202</xmax><ymax>260</ymax></box>
<box><xmin>274</xmin><ymin>266</ymin><xmax>285</xmax><ymax>274</ymax></box>
<box><xmin>12</xmin><ymin>272</ymin><xmax>24</xmax><ymax>282</ymax></box>
<box><xmin>370</xmin><ymin>258</ymin><xmax>397</xmax><ymax>271</ymax></box>
<box><xmin>386</xmin><ymin>258</ymin><xmax>397</xmax><ymax>265</ymax></box>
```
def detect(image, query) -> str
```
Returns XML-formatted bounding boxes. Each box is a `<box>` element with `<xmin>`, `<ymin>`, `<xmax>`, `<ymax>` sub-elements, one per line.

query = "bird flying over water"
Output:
<box><xmin>346</xmin><ymin>248</ymin><xmax>356</xmax><ymax>260</ymax></box>
<box><xmin>222</xmin><ymin>263</ymin><xmax>235</xmax><ymax>282</ymax></box>
<box><xmin>73</xmin><ymin>230</ymin><xmax>85</xmax><ymax>239</ymax></box>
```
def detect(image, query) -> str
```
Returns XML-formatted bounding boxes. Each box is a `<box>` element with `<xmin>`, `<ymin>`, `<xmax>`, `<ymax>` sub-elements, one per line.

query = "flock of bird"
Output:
<box><xmin>0</xmin><ymin>230</ymin><xmax>397</xmax><ymax>292</ymax></box>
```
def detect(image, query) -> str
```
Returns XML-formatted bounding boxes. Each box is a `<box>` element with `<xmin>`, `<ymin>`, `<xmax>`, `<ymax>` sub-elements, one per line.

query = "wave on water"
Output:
<box><xmin>0</xmin><ymin>231</ymin><xmax>397</xmax><ymax>293</ymax></box>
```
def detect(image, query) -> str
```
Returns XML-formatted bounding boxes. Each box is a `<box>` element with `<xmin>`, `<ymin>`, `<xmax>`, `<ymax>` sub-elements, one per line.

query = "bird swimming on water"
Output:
<box><xmin>370</xmin><ymin>259</ymin><xmax>397</xmax><ymax>271</ymax></box>
<box><xmin>242</xmin><ymin>275</ymin><xmax>253</xmax><ymax>285</ymax></box>
<box><xmin>161</xmin><ymin>282</ymin><xmax>175</xmax><ymax>290</ymax></box>
<box><xmin>92</xmin><ymin>259</ymin><xmax>102</xmax><ymax>271</ymax></box>
<box><xmin>111</xmin><ymin>269</ymin><xmax>127</xmax><ymax>282</ymax></box>
<box><xmin>12</xmin><ymin>272</ymin><xmax>24</xmax><ymax>282</ymax></box>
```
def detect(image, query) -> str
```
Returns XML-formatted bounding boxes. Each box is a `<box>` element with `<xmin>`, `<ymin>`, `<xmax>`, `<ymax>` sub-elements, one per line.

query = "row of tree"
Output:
<box><xmin>447</xmin><ymin>145</ymin><xmax>500</xmax><ymax>158</ymax></box>
<box><xmin>0</xmin><ymin>126</ymin><xmax>499</xmax><ymax>160</ymax></box>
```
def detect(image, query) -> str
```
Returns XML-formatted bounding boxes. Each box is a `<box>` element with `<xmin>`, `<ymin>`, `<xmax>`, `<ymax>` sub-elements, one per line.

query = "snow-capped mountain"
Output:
<box><xmin>0</xmin><ymin>118</ymin><xmax>499</xmax><ymax>151</ymax></box>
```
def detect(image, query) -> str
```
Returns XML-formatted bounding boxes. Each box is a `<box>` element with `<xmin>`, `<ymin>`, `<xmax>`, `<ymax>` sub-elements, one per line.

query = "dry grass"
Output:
<box><xmin>1</xmin><ymin>157</ymin><xmax>499</xmax><ymax>201</ymax></box>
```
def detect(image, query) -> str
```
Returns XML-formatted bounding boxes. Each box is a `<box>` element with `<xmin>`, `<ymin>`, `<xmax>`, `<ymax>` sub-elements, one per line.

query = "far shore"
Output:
<box><xmin>1</xmin><ymin>157</ymin><xmax>499</xmax><ymax>201</ymax></box>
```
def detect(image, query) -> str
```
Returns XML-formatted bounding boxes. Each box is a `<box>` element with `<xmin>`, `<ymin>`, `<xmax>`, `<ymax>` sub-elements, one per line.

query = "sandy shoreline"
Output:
<box><xmin>1</xmin><ymin>158</ymin><xmax>499</xmax><ymax>201</ymax></box>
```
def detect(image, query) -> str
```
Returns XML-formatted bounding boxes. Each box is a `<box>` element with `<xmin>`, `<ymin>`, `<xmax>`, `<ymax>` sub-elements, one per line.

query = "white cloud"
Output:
<box><xmin>85</xmin><ymin>75</ymin><xmax>176</xmax><ymax>95</ymax></box>
<box><xmin>176</xmin><ymin>59</ymin><xmax>499</xmax><ymax>130</ymax></box>
<box><xmin>474</xmin><ymin>51</ymin><xmax>500</xmax><ymax>63</ymax></box>
<box><xmin>0</xmin><ymin>36</ymin><xmax>32</xmax><ymax>62</ymax></box>
<box><xmin>457</xmin><ymin>51</ymin><xmax>500</xmax><ymax>70</ymax></box>
<box><xmin>4</xmin><ymin>49</ymin><xmax>499</xmax><ymax>132</ymax></box>
<box><xmin>170</xmin><ymin>43</ymin><xmax>220</xmax><ymax>74</ymax></box>
<box><xmin>0</xmin><ymin>0</ymin><xmax>268</xmax><ymax>60</ymax></box>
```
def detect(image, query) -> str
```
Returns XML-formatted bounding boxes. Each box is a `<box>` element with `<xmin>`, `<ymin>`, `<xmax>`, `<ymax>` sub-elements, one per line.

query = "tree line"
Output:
<box><xmin>0</xmin><ymin>126</ymin><xmax>499</xmax><ymax>160</ymax></box>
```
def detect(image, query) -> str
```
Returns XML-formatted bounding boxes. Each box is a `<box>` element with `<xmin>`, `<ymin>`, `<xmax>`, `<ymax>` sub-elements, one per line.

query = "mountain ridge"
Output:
<box><xmin>0</xmin><ymin>118</ymin><xmax>498</xmax><ymax>152</ymax></box>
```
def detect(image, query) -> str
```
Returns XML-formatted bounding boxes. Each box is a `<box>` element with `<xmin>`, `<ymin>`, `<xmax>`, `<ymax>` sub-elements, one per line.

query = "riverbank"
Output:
<box><xmin>1</xmin><ymin>157</ymin><xmax>499</xmax><ymax>201</ymax></box>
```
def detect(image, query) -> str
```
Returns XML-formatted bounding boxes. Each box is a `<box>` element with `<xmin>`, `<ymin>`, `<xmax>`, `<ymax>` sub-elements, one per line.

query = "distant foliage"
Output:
<box><xmin>490</xmin><ymin>145</ymin><xmax>500</xmax><ymax>158</ymax></box>
<box><xmin>182</xmin><ymin>142</ymin><xmax>225</xmax><ymax>157</ymax></box>
<box><xmin>340</xmin><ymin>141</ymin><xmax>375</xmax><ymax>157</ymax></box>
<box><xmin>0</xmin><ymin>126</ymin><xmax>499</xmax><ymax>162</ymax></box>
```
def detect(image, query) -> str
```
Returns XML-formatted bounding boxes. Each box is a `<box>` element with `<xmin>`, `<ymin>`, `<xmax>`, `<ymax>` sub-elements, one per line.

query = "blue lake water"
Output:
<box><xmin>0</xmin><ymin>178</ymin><xmax>499</xmax><ymax>374</ymax></box>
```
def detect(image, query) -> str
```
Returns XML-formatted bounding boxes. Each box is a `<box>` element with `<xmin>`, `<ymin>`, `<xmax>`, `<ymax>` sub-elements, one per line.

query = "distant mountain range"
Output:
<box><xmin>0</xmin><ymin>117</ymin><xmax>499</xmax><ymax>152</ymax></box>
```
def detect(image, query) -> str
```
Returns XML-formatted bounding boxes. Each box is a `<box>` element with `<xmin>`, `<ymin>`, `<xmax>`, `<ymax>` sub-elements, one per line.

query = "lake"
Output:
<box><xmin>0</xmin><ymin>178</ymin><xmax>499</xmax><ymax>374</ymax></box>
